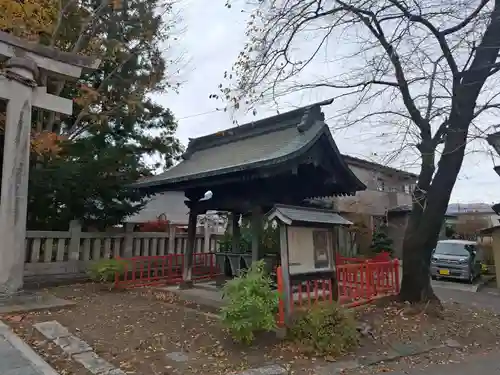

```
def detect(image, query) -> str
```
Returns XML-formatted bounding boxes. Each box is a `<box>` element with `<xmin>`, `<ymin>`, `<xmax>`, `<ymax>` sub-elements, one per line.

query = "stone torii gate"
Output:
<box><xmin>0</xmin><ymin>31</ymin><xmax>99</xmax><ymax>294</ymax></box>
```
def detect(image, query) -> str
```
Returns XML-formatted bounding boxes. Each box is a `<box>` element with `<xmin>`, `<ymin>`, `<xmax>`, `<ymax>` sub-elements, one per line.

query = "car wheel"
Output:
<box><xmin>468</xmin><ymin>271</ymin><xmax>474</xmax><ymax>284</ymax></box>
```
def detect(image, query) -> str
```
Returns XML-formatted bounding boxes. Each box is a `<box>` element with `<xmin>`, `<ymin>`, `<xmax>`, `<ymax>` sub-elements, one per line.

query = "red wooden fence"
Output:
<box><xmin>277</xmin><ymin>257</ymin><xmax>400</xmax><ymax>327</ymax></box>
<box><xmin>114</xmin><ymin>253</ymin><xmax>219</xmax><ymax>288</ymax></box>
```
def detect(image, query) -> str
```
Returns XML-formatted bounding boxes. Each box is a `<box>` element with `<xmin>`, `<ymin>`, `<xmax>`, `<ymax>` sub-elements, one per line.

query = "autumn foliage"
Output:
<box><xmin>0</xmin><ymin>0</ymin><xmax>182</xmax><ymax>231</ymax></box>
<box><xmin>0</xmin><ymin>0</ymin><xmax>57</xmax><ymax>41</ymax></box>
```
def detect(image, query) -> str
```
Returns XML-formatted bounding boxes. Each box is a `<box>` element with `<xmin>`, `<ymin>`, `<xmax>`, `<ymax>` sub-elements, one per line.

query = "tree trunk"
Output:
<box><xmin>400</xmin><ymin>123</ymin><xmax>470</xmax><ymax>302</ymax></box>
<box><xmin>399</xmin><ymin>222</ymin><xmax>439</xmax><ymax>302</ymax></box>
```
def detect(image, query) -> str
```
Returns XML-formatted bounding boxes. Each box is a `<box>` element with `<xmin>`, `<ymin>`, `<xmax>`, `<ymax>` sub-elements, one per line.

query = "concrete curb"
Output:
<box><xmin>0</xmin><ymin>320</ymin><xmax>59</xmax><ymax>375</ymax></box>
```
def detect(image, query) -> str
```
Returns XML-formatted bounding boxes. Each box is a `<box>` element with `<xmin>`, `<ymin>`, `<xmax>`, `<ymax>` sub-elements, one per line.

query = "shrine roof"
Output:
<box><xmin>493</xmin><ymin>203</ymin><xmax>500</xmax><ymax>216</ymax></box>
<box><xmin>266</xmin><ymin>204</ymin><xmax>352</xmax><ymax>226</ymax></box>
<box><xmin>132</xmin><ymin>99</ymin><xmax>366</xmax><ymax>192</ymax></box>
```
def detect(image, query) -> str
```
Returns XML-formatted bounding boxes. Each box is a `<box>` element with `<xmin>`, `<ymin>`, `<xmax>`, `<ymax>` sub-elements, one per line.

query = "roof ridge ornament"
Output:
<box><xmin>296</xmin><ymin>99</ymin><xmax>331</xmax><ymax>133</ymax></box>
<box><xmin>297</xmin><ymin>105</ymin><xmax>326</xmax><ymax>133</ymax></box>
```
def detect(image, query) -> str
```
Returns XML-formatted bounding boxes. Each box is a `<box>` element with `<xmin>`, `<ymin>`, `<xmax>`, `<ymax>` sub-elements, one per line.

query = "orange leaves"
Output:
<box><xmin>0</xmin><ymin>0</ymin><xmax>57</xmax><ymax>41</ymax></box>
<box><xmin>31</xmin><ymin>131</ymin><xmax>66</xmax><ymax>155</ymax></box>
<box><xmin>73</xmin><ymin>84</ymin><xmax>100</xmax><ymax>108</ymax></box>
<box><xmin>112</xmin><ymin>0</ymin><xmax>122</xmax><ymax>10</ymax></box>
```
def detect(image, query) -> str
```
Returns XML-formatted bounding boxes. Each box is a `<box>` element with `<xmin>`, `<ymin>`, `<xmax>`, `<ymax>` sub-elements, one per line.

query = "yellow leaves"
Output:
<box><xmin>31</xmin><ymin>131</ymin><xmax>65</xmax><ymax>155</ymax></box>
<box><xmin>0</xmin><ymin>0</ymin><xmax>58</xmax><ymax>41</ymax></box>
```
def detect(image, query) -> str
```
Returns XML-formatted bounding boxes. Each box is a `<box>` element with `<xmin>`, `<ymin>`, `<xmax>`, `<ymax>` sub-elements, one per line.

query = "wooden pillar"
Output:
<box><xmin>180</xmin><ymin>208</ymin><xmax>198</xmax><ymax>289</ymax></box>
<box><xmin>232</xmin><ymin>212</ymin><xmax>241</xmax><ymax>252</ymax></box>
<box><xmin>0</xmin><ymin>58</ymin><xmax>38</xmax><ymax>294</ymax></box>
<box><xmin>492</xmin><ymin>228</ymin><xmax>500</xmax><ymax>289</ymax></box>
<box><xmin>279</xmin><ymin>224</ymin><xmax>292</xmax><ymax>326</ymax></box>
<box><xmin>251</xmin><ymin>207</ymin><xmax>263</xmax><ymax>262</ymax></box>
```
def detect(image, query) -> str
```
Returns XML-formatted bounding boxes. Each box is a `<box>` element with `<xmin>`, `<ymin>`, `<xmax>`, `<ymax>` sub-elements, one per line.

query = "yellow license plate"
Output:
<box><xmin>439</xmin><ymin>269</ymin><xmax>450</xmax><ymax>275</ymax></box>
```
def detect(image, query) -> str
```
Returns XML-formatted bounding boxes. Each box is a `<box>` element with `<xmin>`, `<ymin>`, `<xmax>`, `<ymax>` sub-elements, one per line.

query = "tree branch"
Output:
<box><xmin>388</xmin><ymin>0</ymin><xmax>459</xmax><ymax>77</ymax></box>
<box><xmin>335</xmin><ymin>0</ymin><xmax>430</xmax><ymax>139</ymax></box>
<box><xmin>441</xmin><ymin>0</ymin><xmax>490</xmax><ymax>35</ymax></box>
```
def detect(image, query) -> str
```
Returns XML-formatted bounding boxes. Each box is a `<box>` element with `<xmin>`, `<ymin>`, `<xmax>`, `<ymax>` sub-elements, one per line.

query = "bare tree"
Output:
<box><xmin>220</xmin><ymin>0</ymin><xmax>500</xmax><ymax>303</ymax></box>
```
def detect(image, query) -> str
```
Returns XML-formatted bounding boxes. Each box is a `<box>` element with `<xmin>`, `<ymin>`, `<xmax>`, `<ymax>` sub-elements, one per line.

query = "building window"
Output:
<box><xmin>403</xmin><ymin>184</ymin><xmax>413</xmax><ymax>194</ymax></box>
<box><xmin>377</xmin><ymin>178</ymin><xmax>385</xmax><ymax>191</ymax></box>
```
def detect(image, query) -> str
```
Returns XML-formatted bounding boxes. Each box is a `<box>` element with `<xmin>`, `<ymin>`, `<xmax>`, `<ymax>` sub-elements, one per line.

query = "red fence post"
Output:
<box><xmin>276</xmin><ymin>266</ymin><xmax>285</xmax><ymax>327</ymax></box>
<box><xmin>393</xmin><ymin>259</ymin><xmax>400</xmax><ymax>294</ymax></box>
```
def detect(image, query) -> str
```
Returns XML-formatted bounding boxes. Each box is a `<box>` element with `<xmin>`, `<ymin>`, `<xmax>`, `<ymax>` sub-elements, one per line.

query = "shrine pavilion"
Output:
<box><xmin>132</xmin><ymin>99</ymin><xmax>366</xmax><ymax>287</ymax></box>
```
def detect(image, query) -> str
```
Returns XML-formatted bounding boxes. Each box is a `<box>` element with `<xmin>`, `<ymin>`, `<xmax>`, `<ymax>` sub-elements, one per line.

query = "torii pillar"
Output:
<box><xmin>0</xmin><ymin>31</ymin><xmax>99</xmax><ymax>294</ymax></box>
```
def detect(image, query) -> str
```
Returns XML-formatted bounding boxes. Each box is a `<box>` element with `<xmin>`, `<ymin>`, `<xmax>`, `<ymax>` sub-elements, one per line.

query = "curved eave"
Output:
<box><xmin>131</xmin><ymin>124</ymin><xmax>366</xmax><ymax>193</ymax></box>
<box><xmin>321</xmin><ymin>128</ymin><xmax>367</xmax><ymax>192</ymax></box>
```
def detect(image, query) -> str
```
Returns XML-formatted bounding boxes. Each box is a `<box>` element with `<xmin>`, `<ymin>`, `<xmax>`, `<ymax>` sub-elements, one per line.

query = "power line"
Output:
<box><xmin>177</xmin><ymin>109</ymin><xmax>221</xmax><ymax>120</ymax></box>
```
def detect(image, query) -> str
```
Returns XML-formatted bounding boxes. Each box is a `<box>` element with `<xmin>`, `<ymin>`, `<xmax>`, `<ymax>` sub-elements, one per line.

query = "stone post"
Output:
<box><xmin>123</xmin><ymin>223</ymin><xmax>135</xmax><ymax>258</ymax></box>
<box><xmin>0</xmin><ymin>57</ymin><xmax>39</xmax><ymax>294</ymax></box>
<box><xmin>68</xmin><ymin>220</ymin><xmax>82</xmax><ymax>261</ymax></box>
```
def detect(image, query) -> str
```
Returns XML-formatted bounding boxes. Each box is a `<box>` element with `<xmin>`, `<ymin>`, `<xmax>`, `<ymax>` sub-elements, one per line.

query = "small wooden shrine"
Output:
<box><xmin>132</xmin><ymin>99</ymin><xmax>366</xmax><ymax>287</ymax></box>
<box><xmin>266</xmin><ymin>204</ymin><xmax>352</xmax><ymax>324</ymax></box>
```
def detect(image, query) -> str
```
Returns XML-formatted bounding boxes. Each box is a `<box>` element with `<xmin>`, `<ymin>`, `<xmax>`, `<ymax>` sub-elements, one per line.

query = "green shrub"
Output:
<box><xmin>220</xmin><ymin>260</ymin><xmax>279</xmax><ymax>344</ymax></box>
<box><xmin>370</xmin><ymin>227</ymin><xmax>394</xmax><ymax>256</ymax></box>
<box><xmin>289</xmin><ymin>302</ymin><xmax>359</xmax><ymax>356</ymax></box>
<box><xmin>88</xmin><ymin>258</ymin><xmax>125</xmax><ymax>284</ymax></box>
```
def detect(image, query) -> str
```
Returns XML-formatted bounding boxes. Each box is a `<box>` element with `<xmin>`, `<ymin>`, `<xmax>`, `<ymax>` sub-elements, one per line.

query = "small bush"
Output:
<box><xmin>370</xmin><ymin>228</ymin><xmax>394</xmax><ymax>256</ymax></box>
<box><xmin>88</xmin><ymin>258</ymin><xmax>125</xmax><ymax>284</ymax></box>
<box><xmin>289</xmin><ymin>302</ymin><xmax>359</xmax><ymax>356</ymax></box>
<box><xmin>220</xmin><ymin>260</ymin><xmax>279</xmax><ymax>344</ymax></box>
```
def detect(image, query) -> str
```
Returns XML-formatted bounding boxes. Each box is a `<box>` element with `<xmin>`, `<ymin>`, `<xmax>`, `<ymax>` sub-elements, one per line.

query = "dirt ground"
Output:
<box><xmin>2</xmin><ymin>284</ymin><xmax>500</xmax><ymax>375</ymax></box>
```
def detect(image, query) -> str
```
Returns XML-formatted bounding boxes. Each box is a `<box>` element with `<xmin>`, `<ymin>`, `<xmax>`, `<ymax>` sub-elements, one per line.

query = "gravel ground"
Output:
<box><xmin>2</xmin><ymin>284</ymin><xmax>500</xmax><ymax>375</ymax></box>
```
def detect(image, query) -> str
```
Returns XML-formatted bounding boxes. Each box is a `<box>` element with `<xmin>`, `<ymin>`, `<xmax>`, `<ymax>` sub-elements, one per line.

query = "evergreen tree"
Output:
<box><xmin>2</xmin><ymin>0</ymin><xmax>183</xmax><ymax>229</ymax></box>
<box><xmin>370</xmin><ymin>228</ymin><xmax>394</xmax><ymax>256</ymax></box>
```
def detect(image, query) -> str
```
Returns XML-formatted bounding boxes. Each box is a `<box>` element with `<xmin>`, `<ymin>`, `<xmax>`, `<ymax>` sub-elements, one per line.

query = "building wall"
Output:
<box><xmin>287</xmin><ymin>226</ymin><xmax>335</xmax><ymax>275</ymax></box>
<box><xmin>333</xmin><ymin>161</ymin><xmax>417</xmax><ymax>259</ymax></box>
<box><xmin>386</xmin><ymin>214</ymin><xmax>409</xmax><ymax>259</ymax></box>
<box><xmin>335</xmin><ymin>164</ymin><xmax>416</xmax><ymax>216</ymax></box>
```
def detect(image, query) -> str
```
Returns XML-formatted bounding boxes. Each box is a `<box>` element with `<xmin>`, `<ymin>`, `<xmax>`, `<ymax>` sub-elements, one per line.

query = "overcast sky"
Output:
<box><xmin>152</xmin><ymin>0</ymin><xmax>500</xmax><ymax>205</ymax></box>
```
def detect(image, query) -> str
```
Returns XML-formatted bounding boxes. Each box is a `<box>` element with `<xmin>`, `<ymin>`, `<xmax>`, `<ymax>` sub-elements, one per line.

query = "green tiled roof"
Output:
<box><xmin>266</xmin><ymin>204</ymin><xmax>352</xmax><ymax>226</ymax></box>
<box><xmin>132</xmin><ymin>99</ymin><xmax>365</xmax><ymax>192</ymax></box>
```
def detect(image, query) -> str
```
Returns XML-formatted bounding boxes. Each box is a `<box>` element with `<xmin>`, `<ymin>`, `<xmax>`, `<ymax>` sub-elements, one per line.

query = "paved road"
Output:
<box><xmin>0</xmin><ymin>321</ymin><xmax>58</xmax><ymax>375</ymax></box>
<box><xmin>388</xmin><ymin>351</ymin><xmax>500</xmax><ymax>375</ymax></box>
<box><xmin>434</xmin><ymin>286</ymin><xmax>500</xmax><ymax>313</ymax></box>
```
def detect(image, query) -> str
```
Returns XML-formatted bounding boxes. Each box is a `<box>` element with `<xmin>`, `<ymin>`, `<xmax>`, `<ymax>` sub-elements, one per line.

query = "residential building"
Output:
<box><xmin>331</xmin><ymin>155</ymin><xmax>417</xmax><ymax>259</ymax></box>
<box><xmin>334</xmin><ymin>155</ymin><xmax>418</xmax><ymax>217</ymax></box>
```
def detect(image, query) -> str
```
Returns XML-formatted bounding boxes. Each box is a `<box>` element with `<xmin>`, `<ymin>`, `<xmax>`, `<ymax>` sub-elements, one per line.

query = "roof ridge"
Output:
<box><xmin>341</xmin><ymin>154</ymin><xmax>418</xmax><ymax>179</ymax></box>
<box><xmin>182</xmin><ymin>99</ymin><xmax>333</xmax><ymax>159</ymax></box>
<box><xmin>274</xmin><ymin>203</ymin><xmax>338</xmax><ymax>213</ymax></box>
